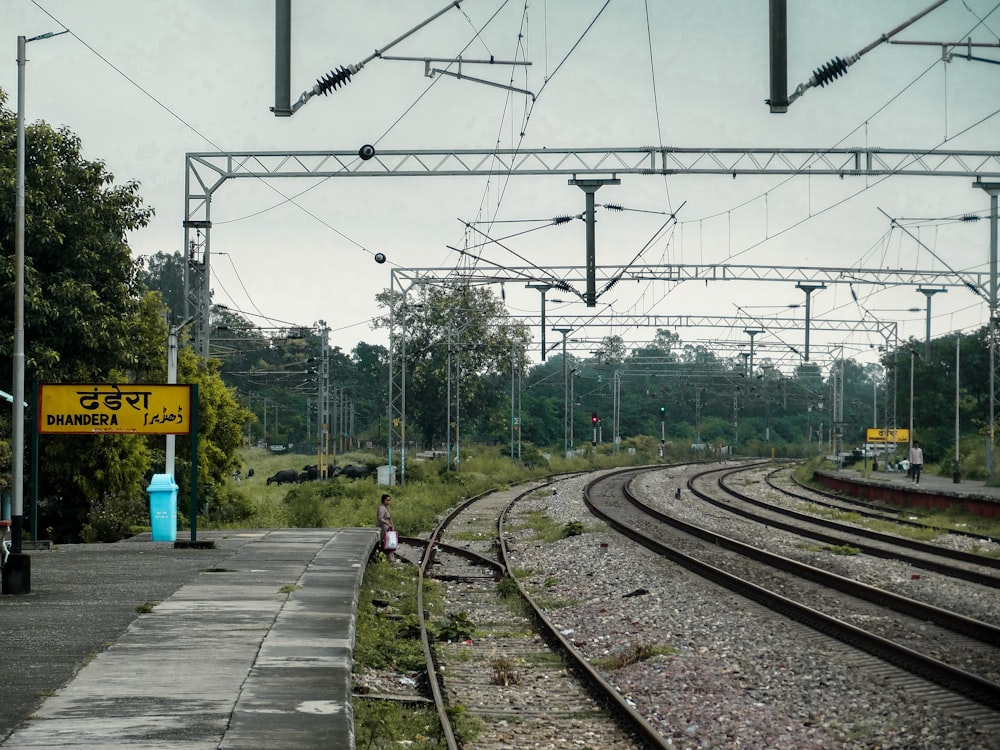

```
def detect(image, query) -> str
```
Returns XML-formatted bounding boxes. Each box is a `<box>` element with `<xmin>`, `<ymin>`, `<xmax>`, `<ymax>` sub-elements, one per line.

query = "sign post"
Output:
<box><xmin>865</xmin><ymin>427</ymin><xmax>910</xmax><ymax>445</ymax></box>
<box><xmin>37</xmin><ymin>383</ymin><xmax>207</xmax><ymax>547</ymax></box>
<box><xmin>864</xmin><ymin>427</ymin><xmax>910</xmax><ymax>472</ymax></box>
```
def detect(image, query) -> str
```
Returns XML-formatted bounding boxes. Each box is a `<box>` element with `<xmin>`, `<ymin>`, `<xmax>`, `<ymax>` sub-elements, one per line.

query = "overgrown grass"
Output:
<box><xmin>353</xmin><ymin>589</ymin><xmax>484</xmax><ymax>747</ymax></box>
<box><xmin>591</xmin><ymin>643</ymin><xmax>677</xmax><ymax>670</ymax></box>
<box><xmin>829</xmin><ymin>544</ymin><xmax>861</xmax><ymax>556</ymax></box>
<box><xmin>505</xmin><ymin>511</ymin><xmax>594</xmax><ymax>543</ymax></box>
<box><xmin>353</xmin><ymin>700</ymin><xmax>445</xmax><ymax>749</ymax></box>
<box><xmin>354</xmin><ymin>557</ymin><xmax>433</xmax><ymax>673</ymax></box>
<box><xmin>797</xmin><ymin>499</ymin><xmax>1000</xmax><ymax>544</ymax></box>
<box><xmin>207</xmin><ymin>441</ymin><xmax>688</xmax><ymax>536</ymax></box>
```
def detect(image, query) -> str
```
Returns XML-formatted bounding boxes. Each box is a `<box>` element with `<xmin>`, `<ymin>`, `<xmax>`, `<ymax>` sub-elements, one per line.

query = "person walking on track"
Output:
<box><xmin>376</xmin><ymin>493</ymin><xmax>396</xmax><ymax>562</ymax></box>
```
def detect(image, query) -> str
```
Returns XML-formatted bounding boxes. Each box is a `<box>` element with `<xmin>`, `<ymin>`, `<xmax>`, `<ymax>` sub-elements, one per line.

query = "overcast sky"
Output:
<box><xmin>3</xmin><ymin>0</ymin><xmax>1000</xmax><ymax>370</ymax></box>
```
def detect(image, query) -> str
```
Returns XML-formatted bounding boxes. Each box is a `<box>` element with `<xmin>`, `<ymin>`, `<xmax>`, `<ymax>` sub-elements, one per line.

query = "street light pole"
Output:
<box><xmin>12</xmin><ymin>36</ymin><xmax>28</xmax><ymax>564</ymax></box>
<box><xmin>526</xmin><ymin>283</ymin><xmax>552</xmax><ymax>360</ymax></box>
<box><xmin>909</xmin><ymin>348</ymin><xmax>916</xmax><ymax>452</ymax></box>
<box><xmin>554</xmin><ymin>328</ymin><xmax>572</xmax><ymax>457</ymax></box>
<box><xmin>7</xmin><ymin>30</ymin><xmax>66</xmax><ymax>595</ymax></box>
<box><xmin>917</xmin><ymin>287</ymin><xmax>946</xmax><ymax>362</ymax></box>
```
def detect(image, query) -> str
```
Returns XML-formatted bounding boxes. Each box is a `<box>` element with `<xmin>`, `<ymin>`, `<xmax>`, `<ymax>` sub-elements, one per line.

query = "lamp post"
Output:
<box><xmin>6</xmin><ymin>30</ymin><xmax>66</xmax><ymax>596</ymax></box>
<box><xmin>554</xmin><ymin>328</ymin><xmax>572</xmax><ymax>457</ymax></box>
<box><xmin>744</xmin><ymin>328</ymin><xmax>764</xmax><ymax>380</ymax></box>
<box><xmin>909</xmin><ymin>348</ymin><xmax>916</xmax><ymax>452</ymax></box>
<box><xmin>526</xmin><ymin>283</ymin><xmax>552</xmax><ymax>360</ymax></box>
<box><xmin>166</xmin><ymin>316</ymin><xmax>196</xmax><ymax>479</ymax></box>
<box><xmin>917</xmin><ymin>287</ymin><xmax>946</xmax><ymax>362</ymax></box>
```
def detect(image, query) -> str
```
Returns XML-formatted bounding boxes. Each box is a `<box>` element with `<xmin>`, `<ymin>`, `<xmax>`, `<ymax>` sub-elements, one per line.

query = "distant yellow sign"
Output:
<box><xmin>39</xmin><ymin>384</ymin><xmax>192</xmax><ymax>435</ymax></box>
<box><xmin>865</xmin><ymin>427</ymin><xmax>909</xmax><ymax>444</ymax></box>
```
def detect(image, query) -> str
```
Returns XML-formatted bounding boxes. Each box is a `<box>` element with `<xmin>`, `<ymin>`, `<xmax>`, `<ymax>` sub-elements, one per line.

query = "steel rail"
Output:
<box><xmin>707</xmin><ymin>464</ymin><xmax>1000</xmax><ymax>583</ymax></box>
<box><xmin>496</xmin><ymin>475</ymin><xmax>674</xmax><ymax>750</ymax></box>
<box><xmin>408</xmin><ymin>473</ymin><xmax>591</xmax><ymax>749</ymax></box>
<box><xmin>583</xmin><ymin>467</ymin><xmax>1000</xmax><ymax>709</ymax></box>
<box><xmin>781</xmin><ymin>467</ymin><xmax>1000</xmax><ymax>546</ymax></box>
<box><xmin>681</xmin><ymin>466</ymin><xmax>1000</xmax><ymax>643</ymax></box>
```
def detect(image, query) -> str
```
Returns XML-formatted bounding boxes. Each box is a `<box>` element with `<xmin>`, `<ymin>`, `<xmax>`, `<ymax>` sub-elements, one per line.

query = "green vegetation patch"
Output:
<box><xmin>448</xmin><ymin>530</ymin><xmax>494</xmax><ymax>541</ymax></box>
<box><xmin>829</xmin><ymin>544</ymin><xmax>861</xmax><ymax>556</ymax></box>
<box><xmin>434</xmin><ymin>611</ymin><xmax>476</xmax><ymax>643</ymax></box>
<box><xmin>506</xmin><ymin>511</ymin><xmax>592</xmax><ymax>543</ymax></box>
<box><xmin>353</xmin><ymin>699</ymin><xmax>447</xmax><ymax>749</ymax></box>
<box><xmin>354</xmin><ymin>559</ymin><xmax>430</xmax><ymax>673</ymax></box>
<box><xmin>591</xmin><ymin>643</ymin><xmax>676</xmax><ymax>670</ymax></box>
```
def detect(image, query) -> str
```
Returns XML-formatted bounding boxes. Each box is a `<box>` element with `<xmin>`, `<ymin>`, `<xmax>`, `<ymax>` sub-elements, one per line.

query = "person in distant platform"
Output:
<box><xmin>376</xmin><ymin>493</ymin><xmax>396</xmax><ymax>562</ymax></box>
<box><xmin>909</xmin><ymin>441</ymin><xmax>924</xmax><ymax>486</ymax></box>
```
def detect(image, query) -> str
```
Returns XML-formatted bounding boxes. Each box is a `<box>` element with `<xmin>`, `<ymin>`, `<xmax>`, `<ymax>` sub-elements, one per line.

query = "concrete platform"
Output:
<box><xmin>0</xmin><ymin>528</ymin><xmax>378</xmax><ymax>748</ymax></box>
<box><xmin>815</xmin><ymin>468</ymin><xmax>1000</xmax><ymax>518</ymax></box>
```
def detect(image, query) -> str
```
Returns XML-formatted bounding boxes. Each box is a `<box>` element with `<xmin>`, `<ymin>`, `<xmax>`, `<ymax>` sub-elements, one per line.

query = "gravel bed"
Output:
<box><xmin>647</xmin><ymin>466</ymin><xmax>1000</xmax><ymax>627</ymax></box>
<box><xmin>765</xmin><ymin>468</ymin><xmax>1000</xmax><ymax>557</ymax></box>
<box><xmin>505</xmin><ymin>469</ymin><xmax>1000</xmax><ymax>750</ymax></box>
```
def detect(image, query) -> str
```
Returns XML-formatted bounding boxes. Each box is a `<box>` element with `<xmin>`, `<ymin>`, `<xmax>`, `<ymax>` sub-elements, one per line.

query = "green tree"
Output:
<box><xmin>172</xmin><ymin>345</ymin><xmax>254</xmax><ymax>524</ymax></box>
<box><xmin>0</xmin><ymin>89</ymin><xmax>161</xmax><ymax>540</ymax></box>
<box><xmin>137</xmin><ymin>250</ymin><xmax>187</xmax><ymax>321</ymax></box>
<box><xmin>374</xmin><ymin>285</ymin><xmax>530</xmax><ymax>448</ymax></box>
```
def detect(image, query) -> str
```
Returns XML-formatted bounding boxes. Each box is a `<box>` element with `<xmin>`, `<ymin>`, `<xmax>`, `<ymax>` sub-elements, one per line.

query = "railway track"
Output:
<box><xmin>598</xmin><ymin>465</ymin><xmax>1000</xmax><ymax>714</ymax></box>
<box><xmin>357</xmin><ymin>464</ymin><xmax>1000</xmax><ymax>747</ymax></box>
<box><xmin>773</xmin><ymin>466</ymin><xmax>1000</xmax><ymax>548</ymax></box>
<box><xmin>710</xmin><ymin>464</ymin><xmax>1000</xmax><ymax>585</ymax></box>
<box><xmin>405</xmin><ymin>477</ymin><xmax>664</xmax><ymax>750</ymax></box>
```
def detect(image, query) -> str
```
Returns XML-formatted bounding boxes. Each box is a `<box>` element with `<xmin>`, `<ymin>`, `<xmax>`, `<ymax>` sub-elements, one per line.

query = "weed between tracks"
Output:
<box><xmin>355</xmin><ymin>558</ymin><xmax>431</xmax><ymax>672</ymax></box>
<box><xmin>591</xmin><ymin>643</ymin><xmax>677</xmax><ymax>670</ymax></box>
<box><xmin>795</xmin><ymin>501</ymin><xmax>1000</xmax><ymax>558</ymax></box>
<box><xmin>354</xmin><ymin>557</ymin><xmax>485</xmax><ymax>748</ymax></box>
<box><xmin>797</xmin><ymin>502</ymin><xmax>942</xmax><ymax>542</ymax></box>
<box><xmin>506</xmin><ymin>511</ymin><xmax>593</xmax><ymax>542</ymax></box>
<box><xmin>798</xmin><ymin>542</ymin><xmax>862</xmax><ymax>556</ymax></box>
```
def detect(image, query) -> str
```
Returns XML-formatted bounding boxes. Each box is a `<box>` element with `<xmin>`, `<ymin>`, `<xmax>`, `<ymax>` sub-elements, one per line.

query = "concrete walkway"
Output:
<box><xmin>0</xmin><ymin>528</ymin><xmax>377</xmax><ymax>749</ymax></box>
<box><xmin>837</xmin><ymin>465</ymin><xmax>1000</xmax><ymax>499</ymax></box>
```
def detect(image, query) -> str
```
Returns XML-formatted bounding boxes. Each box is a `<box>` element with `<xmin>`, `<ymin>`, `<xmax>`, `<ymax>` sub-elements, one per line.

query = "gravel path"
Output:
<box><xmin>504</xmin><ymin>466</ymin><xmax>1000</xmax><ymax>750</ymax></box>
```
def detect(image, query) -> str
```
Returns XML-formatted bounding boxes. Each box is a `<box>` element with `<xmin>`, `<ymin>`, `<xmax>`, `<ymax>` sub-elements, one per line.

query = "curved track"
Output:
<box><xmin>406</xmin><ymin>477</ymin><xmax>666</xmax><ymax>750</ymax></box>
<box><xmin>776</xmin><ymin>466</ymin><xmax>1000</xmax><ymax>546</ymax></box>
<box><xmin>360</xmin><ymin>464</ymin><xmax>1000</xmax><ymax>746</ymax></box>
<box><xmin>585</xmin><ymin>466</ymin><xmax>1000</xmax><ymax>715</ymax></box>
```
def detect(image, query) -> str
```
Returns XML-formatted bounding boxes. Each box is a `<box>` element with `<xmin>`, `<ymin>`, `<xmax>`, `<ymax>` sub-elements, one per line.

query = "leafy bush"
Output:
<box><xmin>436</xmin><ymin>611</ymin><xmax>476</xmax><ymax>642</ymax></box>
<box><xmin>495</xmin><ymin>576</ymin><xmax>520</xmax><ymax>600</ymax></box>
<box><xmin>282</xmin><ymin>483</ymin><xmax>333</xmax><ymax>527</ymax></box>
<box><xmin>206</xmin><ymin>486</ymin><xmax>255</xmax><ymax>524</ymax></box>
<box><xmin>80</xmin><ymin>491</ymin><xmax>147</xmax><ymax>543</ymax></box>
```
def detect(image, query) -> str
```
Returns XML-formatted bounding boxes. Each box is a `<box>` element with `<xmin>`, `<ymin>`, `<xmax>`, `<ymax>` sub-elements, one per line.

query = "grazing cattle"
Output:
<box><xmin>302</xmin><ymin>463</ymin><xmax>338</xmax><ymax>480</ymax></box>
<box><xmin>246</xmin><ymin>468</ymin><xmax>255</xmax><ymax>478</ymax></box>
<box><xmin>266</xmin><ymin>469</ymin><xmax>299</xmax><ymax>486</ymax></box>
<box><xmin>336</xmin><ymin>464</ymin><xmax>371</xmax><ymax>480</ymax></box>
<box><xmin>297</xmin><ymin>471</ymin><xmax>312</xmax><ymax>483</ymax></box>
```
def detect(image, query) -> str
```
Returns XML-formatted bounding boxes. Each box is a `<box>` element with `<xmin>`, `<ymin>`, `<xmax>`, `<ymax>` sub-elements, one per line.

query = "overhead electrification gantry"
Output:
<box><xmin>182</xmin><ymin>145</ymin><xmax>1000</xmax><ymax>481</ymax></box>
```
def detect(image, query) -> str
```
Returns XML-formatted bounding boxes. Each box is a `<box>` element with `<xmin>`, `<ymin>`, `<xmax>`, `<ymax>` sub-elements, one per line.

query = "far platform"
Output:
<box><xmin>814</xmin><ymin>467</ymin><xmax>1000</xmax><ymax>518</ymax></box>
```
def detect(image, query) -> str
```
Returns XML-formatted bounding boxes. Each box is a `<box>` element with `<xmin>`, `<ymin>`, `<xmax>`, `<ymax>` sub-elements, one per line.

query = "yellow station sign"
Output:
<box><xmin>39</xmin><ymin>384</ymin><xmax>192</xmax><ymax>435</ymax></box>
<box><xmin>865</xmin><ymin>427</ymin><xmax>909</xmax><ymax>444</ymax></box>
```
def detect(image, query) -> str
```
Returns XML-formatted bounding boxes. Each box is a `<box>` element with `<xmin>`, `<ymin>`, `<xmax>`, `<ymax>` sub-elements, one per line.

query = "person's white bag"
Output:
<box><xmin>383</xmin><ymin>530</ymin><xmax>398</xmax><ymax>551</ymax></box>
